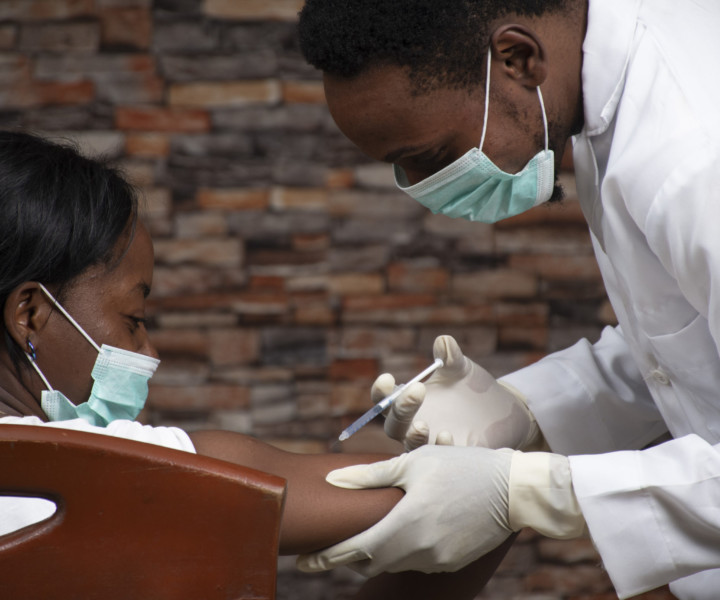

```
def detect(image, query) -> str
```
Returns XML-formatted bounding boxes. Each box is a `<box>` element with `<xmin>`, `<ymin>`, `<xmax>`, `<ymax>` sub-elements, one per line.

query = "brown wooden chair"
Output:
<box><xmin>0</xmin><ymin>424</ymin><xmax>286</xmax><ymax>600</ymax></box>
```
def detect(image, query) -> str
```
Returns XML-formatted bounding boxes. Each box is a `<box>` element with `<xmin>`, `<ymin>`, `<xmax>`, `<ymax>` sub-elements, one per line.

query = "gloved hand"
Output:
<box><xmin>297</xmin><ymin>445</ymin><xmax>514</xmax><ymax>576</ymax></box>
<box><xmin>375</xmin><ymin>335</ymin><xmax>541</xmax><ymax>451</ymax></box>
<box><xmin>296</xmin><ymin>446</ymin><xmax>585</xmax><ymax>577</ymax></box>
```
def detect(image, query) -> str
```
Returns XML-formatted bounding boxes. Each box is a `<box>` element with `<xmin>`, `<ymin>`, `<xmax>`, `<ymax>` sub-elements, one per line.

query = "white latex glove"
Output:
<box><xmin>375</xmin><ymin>335</ymin><xmax>541</xmax><ymax>451</ymax></box>
<box><xmin>296</xmin><ymin>447</ymin><xmax>586</xmax><ymax>577</ymax></box>
<box><xmin>296</xmin><ymin>445</ymin><xmax>515</xmax><ymax>577</ymax></box>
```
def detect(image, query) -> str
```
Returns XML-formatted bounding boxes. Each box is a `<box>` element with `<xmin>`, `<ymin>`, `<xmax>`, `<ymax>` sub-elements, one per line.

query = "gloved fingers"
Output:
<box><xmin>404</xmin><ymin>419</ymin><xmax>430</xmax><ymax>451</ymax></box>
<box><xmin>383</xmin><ymin>381</ymin><xmax>425</xmax><ymax>441</ymax></box>
<box><xmin>371</xmin><ymin>373</ymin><xmax>396</xmax><ymax>408</ymax></box>
<box><xmin>296</xmin><ymin>535</ymin><xmax>373</xmax><ymax>573</ymax></box>
<box><xmin>436</xmin><ymin>430</ymin><xmax>455</xmax><ymax>446</ymax></box>
<box><xmin>431</xmin><ymin>335</ymin><xmax>467</xmax><ymax>376</ymax></box>
<box><xmin>326</xmin><ymin>454</ymin><xmax>406</xmax><ymax>490</ymax></box>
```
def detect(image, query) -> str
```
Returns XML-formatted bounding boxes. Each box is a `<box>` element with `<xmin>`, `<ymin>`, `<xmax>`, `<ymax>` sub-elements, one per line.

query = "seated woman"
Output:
<box><xmin>0</xmin><ymin>130</ymin><xmax>514</xmax><ymax>598</ymax></box>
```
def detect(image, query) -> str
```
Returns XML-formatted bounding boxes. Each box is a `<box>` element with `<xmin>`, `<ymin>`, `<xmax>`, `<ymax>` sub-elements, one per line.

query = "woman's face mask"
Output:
<box><xmin>394</xmin><ymin>51</ymin><xmax>555</xmax><ymax>223</ymax></box>
<box><xmin>25</xmin><ymin>283</ymin><xmax>160</xmax><ymax>427</ymax></box>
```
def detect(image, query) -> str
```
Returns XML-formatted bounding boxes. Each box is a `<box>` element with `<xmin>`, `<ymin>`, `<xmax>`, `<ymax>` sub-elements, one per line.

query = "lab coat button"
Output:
<box><xmin>650</xmin><ymin>369</ymin><xmax>671</xmax><ymax>385</ymax></box>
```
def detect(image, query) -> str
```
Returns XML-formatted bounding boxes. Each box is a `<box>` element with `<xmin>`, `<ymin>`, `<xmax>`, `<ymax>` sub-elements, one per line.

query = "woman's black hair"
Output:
<box><xmin>298</xmin><ymin>0</ymin><xmax>570</xmax><ymax>93</ymax></box>
<box><xmin>0</xmin><ymin>130</ymin><xmax>138</xmax><ymax>366</ymax></box>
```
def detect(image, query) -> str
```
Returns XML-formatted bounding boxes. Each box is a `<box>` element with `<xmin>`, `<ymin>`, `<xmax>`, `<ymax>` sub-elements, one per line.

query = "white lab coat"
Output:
<box><xmin>501</xmin><ymin>0</ymin><xmax>720</xmax><ymax>597</ymax></box>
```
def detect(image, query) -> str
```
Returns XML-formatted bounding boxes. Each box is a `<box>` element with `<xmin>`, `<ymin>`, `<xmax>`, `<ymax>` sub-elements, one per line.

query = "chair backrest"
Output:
<box><xmin>0</xmin><ymin>424</ymin><xmax>286</xmax><ymax>600</ymax></box>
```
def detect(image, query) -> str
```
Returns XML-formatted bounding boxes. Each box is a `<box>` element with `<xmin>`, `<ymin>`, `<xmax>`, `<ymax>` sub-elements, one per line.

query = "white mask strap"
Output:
<box><xmin>37</xmin><ymin>283</ymin><xmax>101</xmax><ymax>353</ymax></box>
<box><xmin>26</xmin><ymin>351</ymin><xmax>54</xmax><ymax>391</ymax></box>
<box><xmin>478</xmin><ymin>50</ymin><xmax>492</xmax><ymax>153</ymax></box>
<box><xmin>479</xmin><ymin>50</ymin><xmax>550</xmax><ymax>154</ymax></box>
<box><xmin>537</xmin><ymin>86</ymin><xmax>549</xmax><ymax>151</ymax></box>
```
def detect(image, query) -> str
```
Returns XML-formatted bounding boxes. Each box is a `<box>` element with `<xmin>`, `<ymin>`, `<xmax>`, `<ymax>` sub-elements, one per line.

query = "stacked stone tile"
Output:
<box><xmin>1</xmin><ymin>1</ymin><xmax>671</xmax><ymax>598</ymax></box>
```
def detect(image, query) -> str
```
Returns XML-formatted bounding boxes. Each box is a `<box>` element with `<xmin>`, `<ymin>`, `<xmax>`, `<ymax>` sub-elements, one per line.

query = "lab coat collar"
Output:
<box><xmin>581</xmin><ymin>0</ymin><xmax>642</xmax><ymax>137</ymax></box>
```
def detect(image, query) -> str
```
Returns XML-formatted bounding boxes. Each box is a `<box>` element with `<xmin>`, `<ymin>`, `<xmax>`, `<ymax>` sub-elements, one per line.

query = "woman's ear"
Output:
<box><xmin>490</xmin><ymin>24</ymin><xmax>548</xmax><ymax>88</ymax></box>
<box><xmin>3</xmin><ymin>282</ymin><xmax>53</xmax><ymax>352</ymax></box>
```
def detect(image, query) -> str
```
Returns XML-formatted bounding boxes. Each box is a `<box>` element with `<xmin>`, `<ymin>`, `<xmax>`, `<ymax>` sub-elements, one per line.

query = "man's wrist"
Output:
<box><xmin>507</xmin><ymin>451</ymin><xmax>587</xmax><ymax>539</ymax></box>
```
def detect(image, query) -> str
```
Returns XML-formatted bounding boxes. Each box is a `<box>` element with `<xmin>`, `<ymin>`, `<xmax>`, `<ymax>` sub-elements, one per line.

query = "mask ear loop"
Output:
<box><xmin>25</xmin><ymin>340</ymin><xmax>55</xmax><ymax>391</ymax></box>
<box><xmin>479</xmin><ymin>50</ymin><xmax>550</xmax><ymax>154</ymax></box>
<box><xmin>537</xmin><ymin>86</ymin><xmax>549</xmax><ymax>152</ymax></box>
<box><xmin>478</xmin><ymin>50</ymin><xmax>492</xmax><ymax>154</ymax></box>
<box><xmin>36</xmin><ymin>283</ymin><xmax>101</xmax><ymax>353</ymax></box>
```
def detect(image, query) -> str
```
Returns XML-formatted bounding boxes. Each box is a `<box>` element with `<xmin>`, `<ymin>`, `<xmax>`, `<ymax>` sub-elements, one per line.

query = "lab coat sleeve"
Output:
<box><xmin>570</xmin><ymin>434</ymin><xmax>720</xmax><ymax>598</ymax></box>
<box><xmin>500</xmin><ymin>325</ymin><xmax>667</xmax><ymax>456</ymax></box>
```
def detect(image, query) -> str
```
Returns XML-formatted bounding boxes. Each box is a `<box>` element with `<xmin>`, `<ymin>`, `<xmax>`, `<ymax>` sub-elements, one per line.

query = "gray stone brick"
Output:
<box><xmin>159</xmin><ymin>51</ymin><xmax>277</xmax><ymax>82</ymax></box>
<box><xmin>152</xmin><ymin>21</ymin><xmax>222</xmax><ymax>52</ymax></box>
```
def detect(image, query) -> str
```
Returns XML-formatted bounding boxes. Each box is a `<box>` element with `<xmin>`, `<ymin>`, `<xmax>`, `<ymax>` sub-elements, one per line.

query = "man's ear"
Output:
<box><xmin>490</xmin><ymin>24</ymin><xmax>547</xmax><ymax>88</ymax></box>
<box><xmin>3</xmin><ymin>282</ymin><xmax>53</xmax><ymax>353</ymax></box>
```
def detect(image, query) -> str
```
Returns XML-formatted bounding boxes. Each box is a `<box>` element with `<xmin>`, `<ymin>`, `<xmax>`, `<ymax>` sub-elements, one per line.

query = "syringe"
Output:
<box><xmin>338</xmin><ymin>358</ymin><xmax>444</xmax><ymax>442</ymax></box>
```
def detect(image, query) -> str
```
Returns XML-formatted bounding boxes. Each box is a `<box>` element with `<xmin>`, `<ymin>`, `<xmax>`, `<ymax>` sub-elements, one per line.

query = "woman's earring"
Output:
<box><xmin>27</xmin><ymin>340</ymin><xmax>37</xmax><ymax>361</ymax></box>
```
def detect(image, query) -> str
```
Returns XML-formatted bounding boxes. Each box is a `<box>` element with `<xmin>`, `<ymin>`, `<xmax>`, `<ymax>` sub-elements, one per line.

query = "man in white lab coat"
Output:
<box><xmin>295</xmin><ymin>0</ymin><xmax>720</xmax><ymax>598</ymax></box>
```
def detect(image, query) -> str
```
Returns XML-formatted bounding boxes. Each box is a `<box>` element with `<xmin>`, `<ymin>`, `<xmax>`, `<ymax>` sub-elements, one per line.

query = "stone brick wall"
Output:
<box><xmin>0</xmin><ymin>1</ymin><xmax>673</xmax><ymax>599</ymax></box>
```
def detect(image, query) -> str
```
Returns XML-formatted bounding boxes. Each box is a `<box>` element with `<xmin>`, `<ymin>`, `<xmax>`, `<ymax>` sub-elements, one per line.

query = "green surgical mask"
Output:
<box><xmin>25</xmin><ymin>284</ymin><xmax>159</xmax><ymax>427</ymax></box>
<box><xmin>394</xmin><ymin>51</ymin><xmax>555</xmax><ymax>223</ymax></box>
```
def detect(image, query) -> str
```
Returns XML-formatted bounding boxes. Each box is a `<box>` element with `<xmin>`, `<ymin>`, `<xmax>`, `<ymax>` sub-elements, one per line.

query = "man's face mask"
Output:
<box><xmin>25</xmin><ymin>283</ymin><xmax>159</xmax><ymax>427</ymax></box>
<box><xmin>394</xmin><ymin>51</ymin><xmax>555</xmax><ymax>223</ymax></box>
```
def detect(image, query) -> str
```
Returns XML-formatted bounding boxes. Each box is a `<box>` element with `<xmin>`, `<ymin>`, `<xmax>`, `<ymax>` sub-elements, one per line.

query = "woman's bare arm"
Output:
<box><xmin>189</xmin><ymin>429</ymin><xmax>515</xmax><ymax>600</ymax></box>
<box><xmin>189</xmin><ymin>429</ymin><xmax>402</xmax><ymax>554</ymax></box>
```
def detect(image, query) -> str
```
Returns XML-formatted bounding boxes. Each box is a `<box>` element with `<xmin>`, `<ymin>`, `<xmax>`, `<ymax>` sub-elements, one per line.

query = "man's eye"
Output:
<box><xmin>128</xmin><ymin>317</ymin><xmax>147</xmax><ymax>331</ymax></box>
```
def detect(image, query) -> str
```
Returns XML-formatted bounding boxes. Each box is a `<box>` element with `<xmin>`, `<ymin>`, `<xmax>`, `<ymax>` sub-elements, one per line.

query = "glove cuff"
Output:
<box><xmin>497</xmin><ymin>381</ymin><xmax>547</xmax><ymax>451</ymax></box>
<box><xmin>508</xmin><ymin>451</ymin><xmax>586</xmax><ymax>539</ymax></box>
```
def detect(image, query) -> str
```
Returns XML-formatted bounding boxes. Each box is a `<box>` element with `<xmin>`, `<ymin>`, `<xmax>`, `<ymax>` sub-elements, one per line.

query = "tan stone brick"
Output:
<box><xmin>118</xmin><ymin>159</ymin><xmax>155</xmax><ymax>187</ymax></box>
<box><xmin>292</xmin><ymin>233</ymin><xmax>330</xmax><ymax>252</ymax></box>
<box><xmin>208</xmin><ymin>328</ymin><xmax>260</xmax><ymax>367</ymax></box>
<box><xmin>598</xmin><ymin>299</ymin><xmax>618</xmax><ymax>325</ymax></box>
<box><xmin>325</xmin><ymin>168</ymin><xmax>355</xmax><ymax>189</ymax></box>
<box><xmin>509</xmin><ymin>254</ymin><xmax>602</xmax><ymax>280</ymax></box>
<box><xmin>153</xmin><ymin>239</ymin><xmax>243</xmax><ymax>268</ymax></box>
<box><xmin>387</xmin><ymin>262</ymin><xmax>449</xmax><ymax>293</ymax></box>
<box><xmin>19</xmin><ymin>21</ymin><xmax>100</xmax><ymax>53</ymax></box>
<box><xmin>2</xmin><ymin>80</ymin><xmax>95</xmax><ymax>109</ymax></box>
<box><xmin>115</xmin><ymin>106</ymin><xmax>210</xmax><ymax>132</ymax></box>
<box><xmin>147</xmin><ymin>384</ymin><xmax>250</xmax><ymax>411</ymax></box>
<box><xmin>2</xmin><ymin>0</ymin><xmax>94</xmax><ymax>20</ymax></box>
<box><xmin>99</xmin><ymin>6</ymin><xmax>151</xmax><ymax>49</ymax></box>
<box><xmin>331</xmin><ymin>327</ymin><xmax>416</xmax><ymax>355</ymax></box>
<box><xmin>343</xmin><ymin>293</ymin><xmax>436</xmax><ymax>312</ymax></box>
<box><xmin>155</xmin><ymin>312</ymin><xmax>238</xmax><ymax>329</ymax></box>
<box><xmin>293</xmin><ymin>303</ymin><xmax>335</xmax><ymax>325</ymax></box>
<box><xmin>271</xmin><ymin>187</ymin><xmax>328</xmax><ymax>211</ymax></box>
<box><xmin>169</xmin><ymin>80</ymin><xmax>280</xmax><ymax>108</ymax></box>
<box><xmin>139</xmin><ymin>187</ymin><xmax>171</xmax><ymax>220</ymax></box>
<box><xmin>494</xmin><ymin>302</ymin><xmax>549</xmax><ymax>327</ymax></box>
<box><xmin>282</xmin><ymin>80</ymin><xmax>325</xmax><ymax>104</ymax></box>
<box><xmin>329</xmin><ymin>382</ymin><xmax>371</xmax><ymax>415</ymax></box>
<box><xmin>150</xmin><ymin>329</ymin><xmax>210</xmax><ymax>359</ymax></box>
<box><xmin>452</xmin><ymin>269</ymin><xmax>538</xmax><ymax>300</ymax></box>
<box><xmin>499</xmin><ymin>326</ymin><xmax>548</xmax><ymax>350</ymax></box>
<box><xmin>196</xmin><ymin>187</ymin><xmax>270</xmax><ymax>210</ymax></box>
<box><xmin>125</xmin><ymin>133</ymin><xmax>169</xmax><ymax>157</ymax></box>
<box><xmin>343</xmin><ymin>304</ymin><xmax>495</xmax><ymax>326</ymax></box>
<box><xmin>496</xmin><ymin>225</ymin><xmax>594</xmax><ymax>255</ymax></box>
<box><xmin>0</xmin><ymin>24</ymin><xmax>17</xmax><ymax>49</ymax></box>
<box><xmin>203</xmin><ymin>0</ymin><xmax>304</xmax><ymax>21</ymax></box>
<box><xmin>175</xmin><ymin>211</ymin><xmax>229</xmax><ymax>238</ymax></box>
<box><xmin>329</xmin><ymin>274</ymin><xmax>384</xmax><ymax>296</ymax></box>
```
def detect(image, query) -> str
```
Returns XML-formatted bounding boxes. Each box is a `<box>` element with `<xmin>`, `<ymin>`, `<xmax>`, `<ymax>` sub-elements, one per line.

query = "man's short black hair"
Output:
<box><xmin>298</xmin><ymin>0</ymin><xmax>570</xmax><ymax>92</ymax></box>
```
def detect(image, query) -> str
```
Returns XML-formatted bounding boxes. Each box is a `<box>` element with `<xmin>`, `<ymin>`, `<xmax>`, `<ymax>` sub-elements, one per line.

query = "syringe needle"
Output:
<box><xmin>338</xmin><ymin>357</ymin><xmax>443</xmax><ymax>442</ymax></box>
